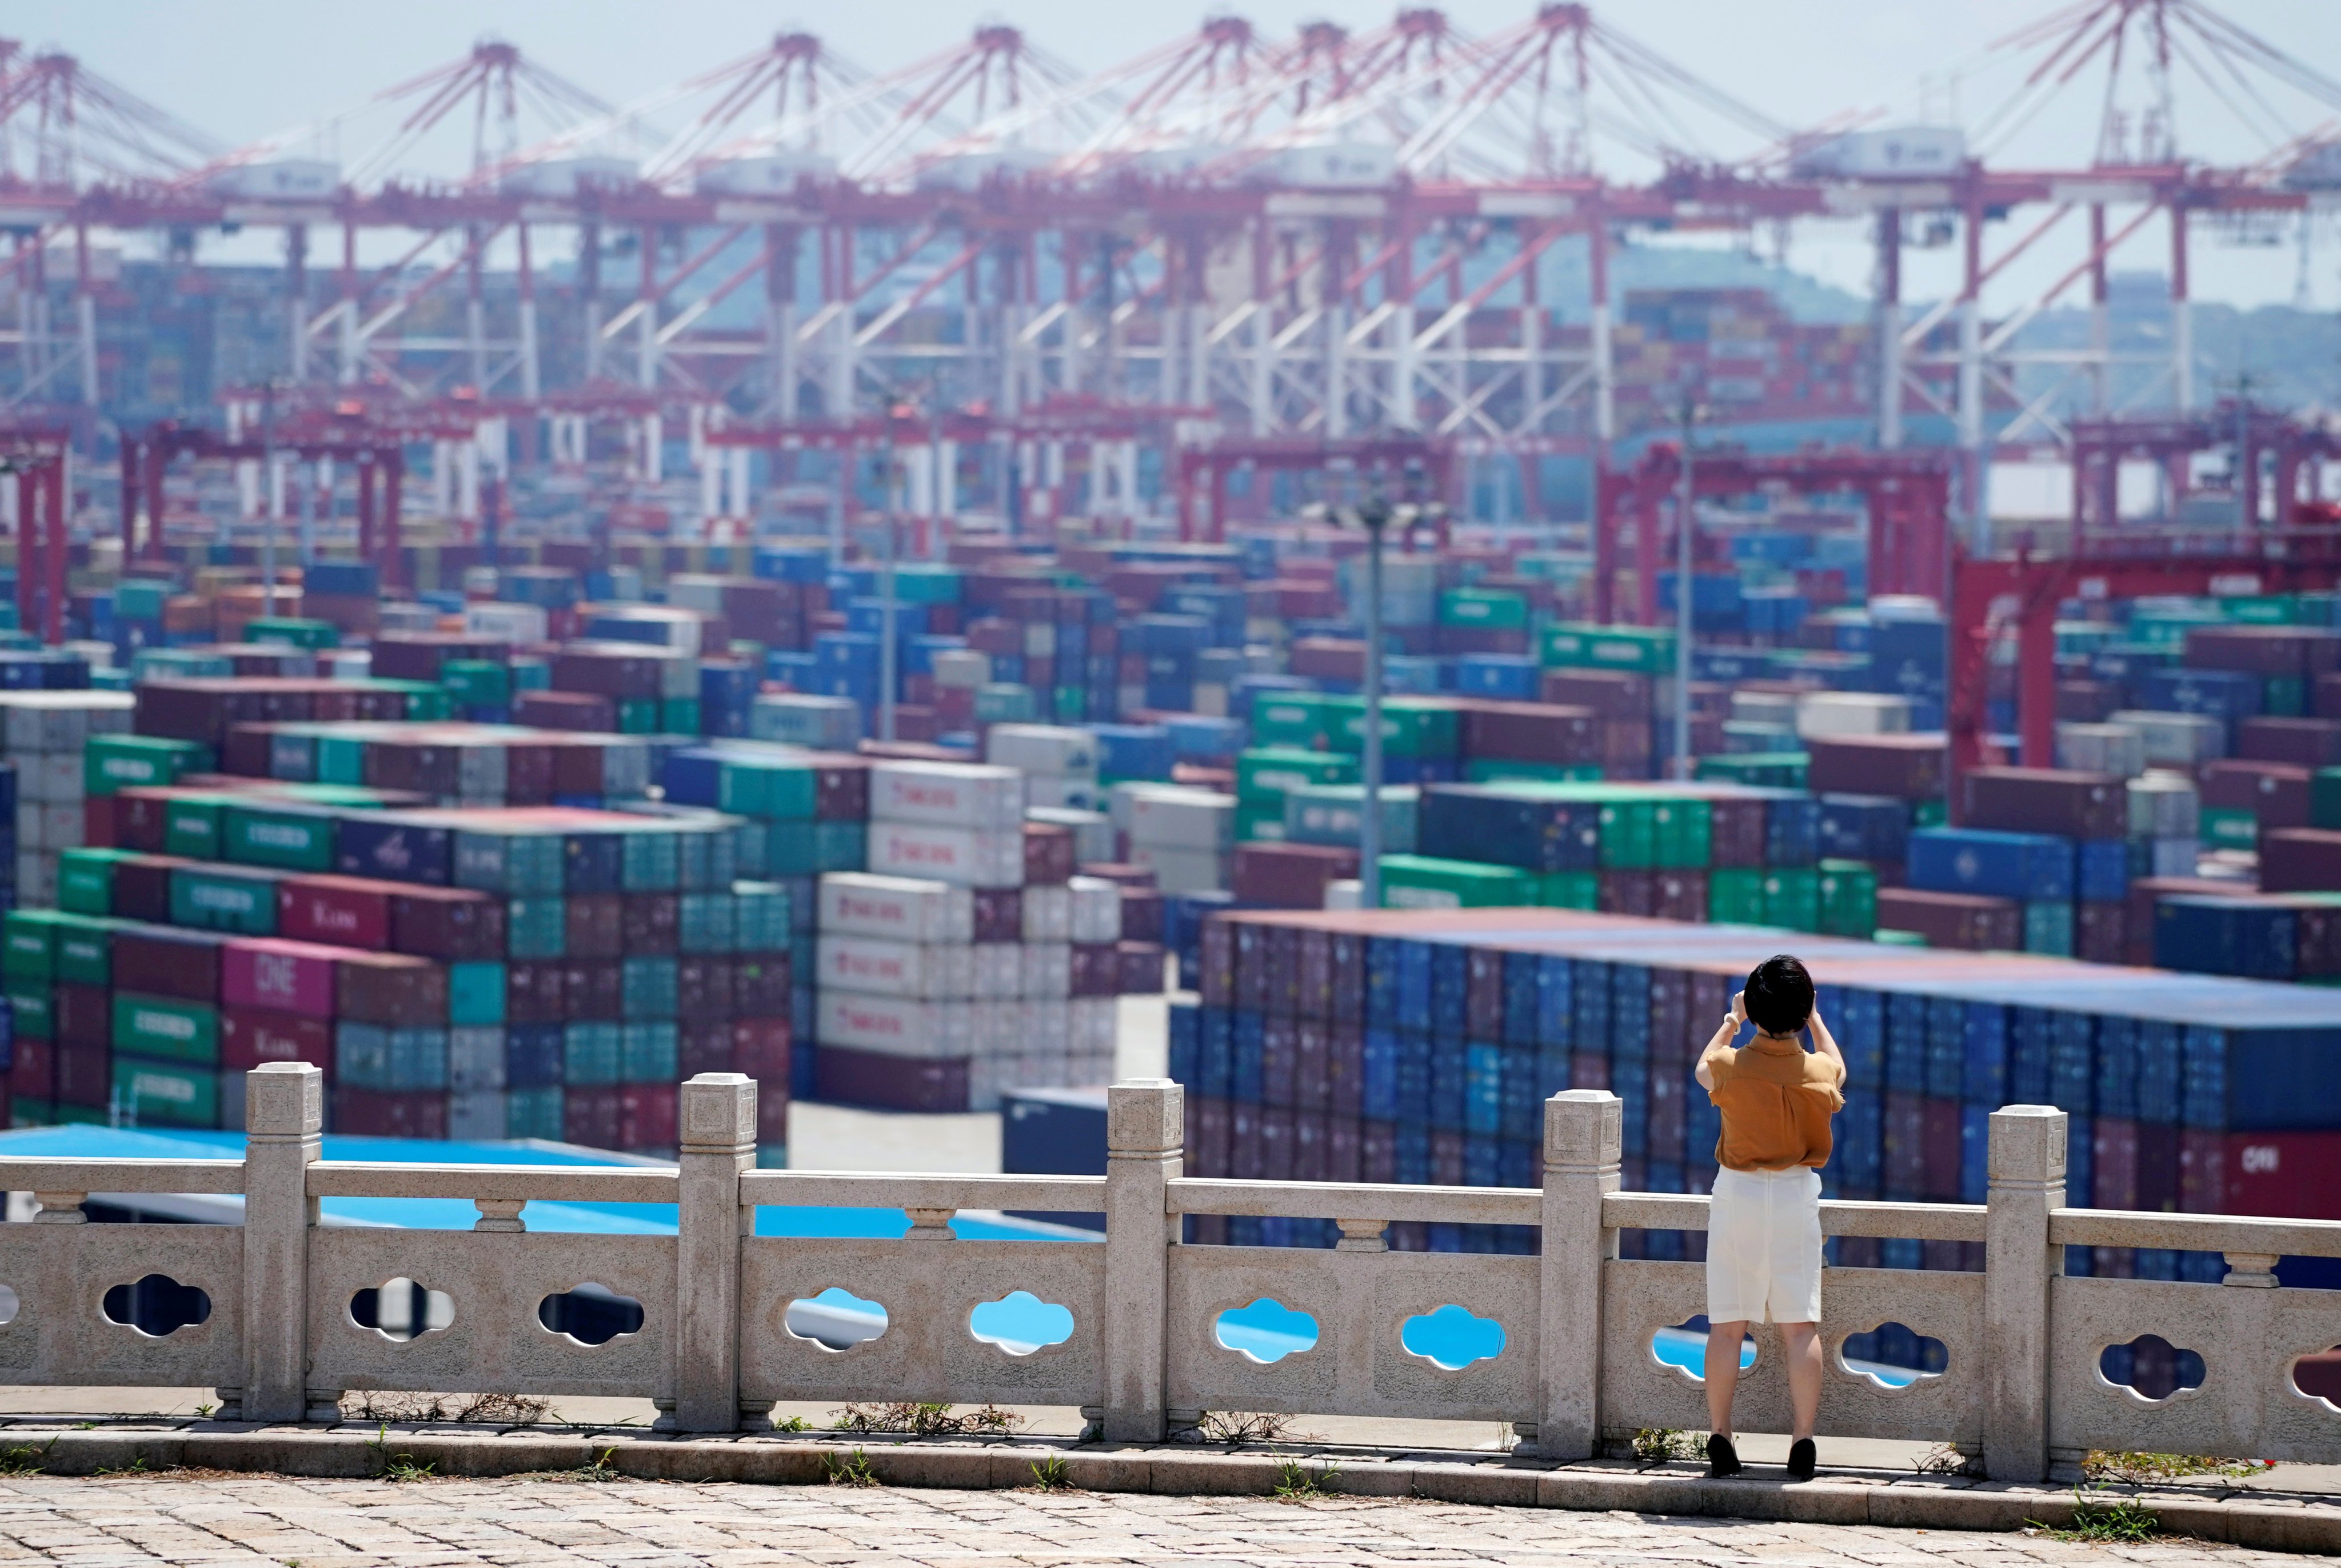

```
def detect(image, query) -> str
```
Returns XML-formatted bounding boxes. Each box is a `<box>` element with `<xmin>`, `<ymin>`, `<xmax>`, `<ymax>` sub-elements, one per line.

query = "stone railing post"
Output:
<box><xmin>674</xmin><ymin>1072</ymin><xmax>755</xmax><ymax>1433</ymax></box>
<box><xmin>1537</xmin><ymin>1089</ymin><xmax>1621</xmax><ymax>1460</ymax></box>
<box><xmin>1984</xmin><ymin>1103</ymin><xmax>2066</xmax><ymax>1482</ymax></box>
<box><xmin>1102</xmin><ymin>1078</ymin><xmax>1183</xmax><ymax>1443</ymax></box>
<box><xmin>242</xmin><ymin>1062</ymin><xmax>323</xmax><ymax>1423</ymax></box>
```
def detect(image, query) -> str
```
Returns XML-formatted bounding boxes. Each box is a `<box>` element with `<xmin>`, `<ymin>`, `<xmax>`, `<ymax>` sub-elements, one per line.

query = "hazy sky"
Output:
<box><xmin>16</xmin><ymin>1</ymin><xmax>2341</xmax><ymax>308</ymax></box>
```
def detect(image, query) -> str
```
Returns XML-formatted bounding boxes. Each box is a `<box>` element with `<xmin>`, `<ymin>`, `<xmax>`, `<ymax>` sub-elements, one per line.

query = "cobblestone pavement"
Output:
<box><xmin>0</xmin><ymin>1474</ymin><xmax>2308</xmax><ymax>1567</ymax></box>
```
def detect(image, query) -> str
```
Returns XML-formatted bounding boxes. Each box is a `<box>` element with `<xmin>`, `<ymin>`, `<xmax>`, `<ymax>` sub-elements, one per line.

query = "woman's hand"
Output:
<box><xmin>1728</xmin><ymin>991</ymin><xmax>1747</xmax><ymax>1028</ymax></box>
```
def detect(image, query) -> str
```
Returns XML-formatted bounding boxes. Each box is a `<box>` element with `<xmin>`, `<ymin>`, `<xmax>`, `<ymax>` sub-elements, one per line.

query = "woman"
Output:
<box><xmin>1691</xmin><ymin>954</ymin><xmax>1844</xmax><ymax>1481</ymax></box>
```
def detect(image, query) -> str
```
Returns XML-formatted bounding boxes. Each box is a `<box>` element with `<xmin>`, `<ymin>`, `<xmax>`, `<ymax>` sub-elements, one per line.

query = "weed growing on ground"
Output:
<box><xmin>2083</xmin><ymin>1451</ymin><xmax>2271</xmax><ymax>1485</ymax></box>
<box><xmin>1912</xmin><ymin>1443</ymin><xmax>1982</xmax><ymax>1477</ymax></box>
<box><xmin>1273</xmin><ymin>1459</ymin><xmax>1338</xmax><ymax>1501</ymax></box>
<box><xmin>829</xmin><ymin>1402</ymin><xmax>1021</xmax><ymax>1438</ymax></box>
<box><xmin>1191</xmin><ymin>1411</ymin><xmax>1294</xmax><ymax>1445</ymax></box>
<box><xmin>1028</xmin><ymin>1455</ymin><xmax>1073</xmax><ymax>1491</ymax></box>
<box><xmin>1630</xmin><ymin>1427</ymin><xmax>1705</xmax><ymax>1462</ymax></box>
<box><xmin>366</xmin><ymin>1423</ymin><xmax>437</xmax><ymax>1483</ymax></box>
<box><xmin>0</xmin><ymin>1438</ymin><xmax>57</xmax><ymax>1475</ymax></box>
<box><xmin>823</xmin><ymin>1447</ymin><xmax>880</xmax><ymax>1487</ymax></box>
<box><xmin>771</xmin><ymin>1415</ymin><xmax>812</xmax><ymax>1433</ymax></box>
<box><xmin>2027</xmin><ymin>1488</ymin><xmax>2159</xmax><ymax>1543</ymax></box>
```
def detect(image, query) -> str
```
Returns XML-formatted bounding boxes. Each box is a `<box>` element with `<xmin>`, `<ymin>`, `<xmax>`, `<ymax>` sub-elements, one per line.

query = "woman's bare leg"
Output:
<box><xmin>1779</xmin><ymin>1322</ymin><xmax>1822</xmax><ymax>1442</ymax></box>
<box><xmin>1704</xmin><ymin>1319</ymin><xmax>1747</xmax><ymax>1438</ymax></box>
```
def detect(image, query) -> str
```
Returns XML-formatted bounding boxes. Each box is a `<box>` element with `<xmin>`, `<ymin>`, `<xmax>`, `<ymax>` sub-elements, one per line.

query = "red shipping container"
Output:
<box><xmin>1599</xmin><ymin>871</ymin><xmax>1656</xmax><ymax>917</ymax></box>
<box><xmin>1806</xmin><ymin>735</ymin><xmax>1946</xmax><ymax>801</ymax></box>
<box><xmin>337</xmin><ymin>953</ymin><xmax>449</xmax><ymax>1026</ymax></box>
<box><xmin>2056</xmin><ymin>681</ymin><xmax>2121</xmax><ymax>722</ymax></box>
<box><xmin>1876</xmin><ymin>888</ymin><xmax>2022</xmax><ymax>951</ymax></box>
<box><xmin>618</xmin><ymin>894</ymin><xmax>679</xmax><ymax>955</ymax></box>
<box><xmin>1539</xmin><ymin>669</ymin><xmax>1651</xmax><ymax>718</ymax></box>
<box><xmin>564</xmin><ymin>1085</ymin><xmax>624</xmax><ymax>1149</ymax></box>
<box><xmin>811</xmin><ymin>1046</ymin><xmax>969</xmax><ymax>1114</ymax></box>
<box><xmin>561</xmin><ymin>961</ymin><xmax>622</xmax><ymax>1020</ymax></box>
<box><xmin>2200</xmin><ymin>760</ymin><xmax>2312</xmax><ymax>827</ymax></box>
<box><xmin>618</xmin><ymin>1083</ymin><xmax>679</xmax><ymax>1150</ymax></box>
<box><xmin>1963</xmin><ymin>767</ymin><xmax>2126</xmax><ymax>839</ymax></box>
<box><xmin>9</xmin><ymin>1038</ymin><xmax>54</xmax><ymax>1102</ymax></box>
<box><xmin>734</xmin><ymin>955</ymin><xmax>791</xmax><ymax>1017</ymax></box>
<box><xmin>1188</xmin><ymin>1095</ymin><xmax>1231</xmax><ymax>1178</ymax></box>
<box><xmin>1570</xmin><ymin>1051</ymin><xmax>1609</xmax><ymax>1091</ymax></box>
<box><xmin>222</xmin><ymin>937</ymin><xmax>343</xmax><ymax>1018</ymax></box>
<box><xmin>1456</xmin><ymin>701</ymin><xmax>1601</xmax><ymax>765</ymax></box>
<box><xmin>2220</xmin><ymin>1130</ymin><xmax>2341</xmax><ymax>1221</ymax></box>
<box><xmin>2075</xmin><ymin>901</ymin><xmax>2126</xmax><ymax>965</ymax></box>
<box><xmin>2236</xmin><ymin>717</ymin><xmax>2341</xmax><ymax>768</ymax></box>
<box><xmin>730</xmin><ymin>1017</ymin><xmax>792</xmax><ymax>1081</ymax></box>
<box><xmin>1022</xmin><ymin>823</ymin><xmax>1076</xmax><ymax>886</ymax></box>
<box><xmin>2094</xmin><ymin>1117</ymin><xmax>2140</xmax><ymax>1210</ymax></box>
<box><xmin>2137</xmin><ymin>1122</ymin><xmax>2179</xmax><ymax>1213</ymax></box>
<box><xmin>2183</xmin><ymin>624</ymin><xmax>2341</xmax><ymax>679</ymax></box>
<box><xmin>1231</xmin><ymin>842</ymin><xmax>1359</xmax><ymax>910</ymax></box>
<box><xmin>83</xmin><ymin>797</ymin><xmax>118</xmax><ymax>850</ymax></box>
<box><xmin>113</xmin><ymin>927</ymin><xmax>225</xmax><ymax>1001</ymax></box>
<box><xmin>2257</xmin><ymin>830</ymin><xmax>2341</xmax><ymax>894</ymax></box>
<box><xmin>55</xmin><ymin>1044</ymin><xmax>109</xmax><ymax>1109</ymax></box>
<box><xmin>757</xmin><ymin>1089</ymin><xmax>789</xmax><ymax>1153</ymax></box>
<box><xmin>507</xmin><ymin>962</ymin><xmax>565</xmax><ymax>1023</ymax></box>
<box><xmin>278</xmin><ymin>876</ymin><xmax>392</xmax><ymax>950</ymax></box>
<box><xmin>1431</xmin><ymin>1128</ymin><xmax>1465</xmax><ymax>1186</ymax></box>
<box><xmin>54</xmin><ymin>985</ymin><xmax>110</xmax><ymax>1051</ymax></box>
<box><xmin>222</xmin><ymin>1009</ymin><xmax>334</xmax><ymax>1074</ymax></box>
<box><xmin>1116</xmin><ymin>941</ymin><xmax>1166</xmax><ymax>995</ymax></box>
<box><xmin>1653</xmin><ymin>871</ymin><xmax>1707</xmax><ymax>923</ymax></box>
<box><xmin>1920</xmin><ymin>1099</ymin><xmax>1963</xmax><ymax>1202</ymax></box>
<box><xmin>1329</xmin><ymin>1026</ymin><xmax>1364</xmax><ymax>1119</ymax></box>
<box><xmin>677</xmin><ymin>957</ymin><xmax>734</xmax><ymax>1019</ymax></box>
<box><xmin>331</xmin><ymin>1089</ymin><xmax>449</xmax><ymax>1140</ymax></box>
<box><xmin>1709</xmin><ymin>799</ymin><xmax>1767</xmax><ymax>866</ymax></box>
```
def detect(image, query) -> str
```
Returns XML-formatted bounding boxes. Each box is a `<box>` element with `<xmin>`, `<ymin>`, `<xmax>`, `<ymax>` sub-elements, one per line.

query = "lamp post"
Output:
<box><xmin>1352</xmin><ymin>490</ymin><xmax>1392</xmax><ymax>910</ymax></box>
<box><xmin>1673</xmin><ymin>391</ymin><xmax>1705</xmax><ymax>782</ymax></box>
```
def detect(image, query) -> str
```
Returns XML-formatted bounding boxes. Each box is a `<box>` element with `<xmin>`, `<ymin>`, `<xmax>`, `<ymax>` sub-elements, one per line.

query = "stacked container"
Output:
<box><xmin>14</xmin><ymin>692</ymin><xmax>138</xmax><ymax>909</ymax></box>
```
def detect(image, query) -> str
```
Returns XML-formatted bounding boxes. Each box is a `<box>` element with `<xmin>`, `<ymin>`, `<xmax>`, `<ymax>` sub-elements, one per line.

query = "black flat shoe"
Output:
<box><xmin>1706</xmin><ymin>1433</ymin><xmax>1741</xmax><ymax>1478</ymax></box>
<box><xmin>1786</xmin><ymin>1438</ymin><xmax>1816</xmax><ymax>1480</ymax></box>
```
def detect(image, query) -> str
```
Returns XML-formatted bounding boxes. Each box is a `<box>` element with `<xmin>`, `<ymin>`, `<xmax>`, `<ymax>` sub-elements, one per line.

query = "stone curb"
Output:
<box><xmin>7</xmin><ymin>1428</ymin><xmax>2336</xmax><ymax>1554</ymax></box>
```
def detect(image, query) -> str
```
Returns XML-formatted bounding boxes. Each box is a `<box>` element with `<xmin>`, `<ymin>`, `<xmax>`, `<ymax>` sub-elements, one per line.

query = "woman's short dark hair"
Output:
<box><xmin>1745</xmin><ymin>954</ymin><xmax>1813</xmax><ymax>1036</ymax></box>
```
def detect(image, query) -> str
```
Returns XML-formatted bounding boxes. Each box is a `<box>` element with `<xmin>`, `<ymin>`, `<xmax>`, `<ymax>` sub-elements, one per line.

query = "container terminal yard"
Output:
<box><xmin>0</xmin><ymin>0</ymin><xmax>2338</xmax><ymax>1408</ymax></box>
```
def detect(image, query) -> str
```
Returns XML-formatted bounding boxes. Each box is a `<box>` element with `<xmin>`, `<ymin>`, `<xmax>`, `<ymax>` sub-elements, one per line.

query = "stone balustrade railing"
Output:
<box><xmin>1</xmin><ymin>1062</ymin><xmax>2337</xmax><ymax>1481</ymax></box>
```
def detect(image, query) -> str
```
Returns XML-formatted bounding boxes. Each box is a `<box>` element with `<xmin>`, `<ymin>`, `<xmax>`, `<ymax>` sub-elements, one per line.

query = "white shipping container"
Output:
<box><xmin>21</xmin><ymin>802</ymin><xmax>81</xmax><ymax>850</ymax></box>
<box><xmin>1029</xmin><ymin>806</ymin><xmax>1113</xmax><ymax>862</ymax></box>
<box><xmin>2128</xmin><ymin>771</ymin><xmax>2201</xmax><ymax>838</ymax></box>
<box><xmin>464</xmin><ymin>602</ymin><xmax>550</xmax><ymax>644</ymax></box>
<box><xmin>817</xmin><ymin>872</ymin><xmax>975</xmax><ymax>943</ymax></box>
<box><xmin>449</xmin><ymin>1090</ymin><xmax>508</xmax><ymax>1143</ymax></box>
<box><xmin>816</xmin><ymin>934</ymin><xmax>976</xmax><ymax>999</ymax></box>
<box><xmin>1026</xmin><ymin>998</ymin><xmax>1071</xmax><ymax>1047</ymax></box>
<box><xmin>2108</xmin><ymin>709</ymin><xmax>2226</xmax><ymax>766</ymax></box>
<box><xmin>1021</xmin><ymin>942</ymin><xmax>1072</xmax><ymax>999</ymax></box>
<box><xmin>1020</xmin><ymin>885</ymin><xmax>1072</xmax><ymax>943</ymax></box>
<box><xmin>986</xmin><ymin>723</ymin><xmax>1101</xmax><ymax>776</ymax></box>
<box><xmin>1729</xmin><ymin>691</ymin><xmax>1797</xmax><ymax>727</ymax></box>
<box><xmin>866</xmin><ymin>821</ymin><xmax>1026</xmax><ymax>889</ymax></box>
<box><xmin>973</xmin><ymin>944</ymin><xmax>1023</xmax><ymax>999</ymax></box>
<box><xmin>931</xmin><ymin>649</ymin><xmax>991</xmax><ymax>690</ymax></box>
<box><xmin>2058</xmin><ymin>722</ymin><xmax>2147</xmax><ymax>779</ymax></box>
<box><xmin>1118</xmin><ymin>785</ymin><xmax>1236</xmax><ymax>851</ymax></box>
<box><xmin>14</xmin><ymin>855</ymin><xmax>55</xmax><ymax>909</ymax></box>
<box><xmin>1130</xmin><ymin>843</ymin><xmax>1231</xmax><ymax>895</ymax></box>
<box><xmin>1072</xmin><ymin>997</ymin><xmax>1117</xmax><ymax>1059</ymax></box>
<box><xmin>2151</xmin><ymin>837</ymin><xmax>2202</xmax><ymax>878</ymax></box>
<box><xmin>871</xmin><ymin>761</ymin><xmax>1026</xmax><ymax>830</ymax></box>
<box><xmin>2</xmin><ymin>690</ymin><xmax>133</xmax><ymax>753</ymax></box>
<box><xmin>449</xmin><ymin>1026</ymin><xmax>506</xmax><ymax>1093</ymax></box>
<box><xmin>1067</xmin><ymin>877</ymin><xmax>1122</xmax><ymax>943</ymax></box>
<box><xmin>816</xmin><ymin>990</ymin><xmax>972</xmax><ymax>1059</ymax></box>
<box><xmin>18</xmin><ymin>751</ymin><xmax>79</xmax><ymax>803</ymax></box>
<box><xmin>1795</xmin><ymin>692</ymin><xmax>1911</xmax><ymax>740</ymax></box>
<box><xmin>1024</xmin><ymin>773</ymin><xmax>1104</xmax><ymax>812</ymax></box>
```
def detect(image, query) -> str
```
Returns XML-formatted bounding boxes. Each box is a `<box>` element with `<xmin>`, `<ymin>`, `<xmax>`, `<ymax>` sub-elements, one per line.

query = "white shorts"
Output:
<box><xmin>1705</xmin><ymin>1165</ymin><xmax>1823</xmax><ymax>1326</ymax></box>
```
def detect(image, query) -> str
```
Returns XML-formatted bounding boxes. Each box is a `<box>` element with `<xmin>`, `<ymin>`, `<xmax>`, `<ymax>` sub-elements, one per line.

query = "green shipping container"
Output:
<box><xmin>113</xmin><ymin>993</ymin><xmax>220</xmax><ymax>1064</ymax></box>
<box><xmin>618</xmin><ymin>699</ymin><xmax>661</xmax><ymax>734</ymax></box>
<box><xmin>2202</xmin><ymin>807</ymin><xmax>2256</xmax><ymax>850</ymax></box>
<box><xmin>1597</xmin><ymin>800</ymin><xmax>1656</xmax><ymax>869</ymax></box>
<box><xmin>1652</xmin><ymin>797</ymin><xmax>1712</xmax><ymax>869</ymax></box>
<box><xmin>441</xmin><ymin>659</ymin><xmax>512</xmax><ymax>708</ymax></box>
<box><xmin>57</xmin><ymin>847</ymin><xmax>138</xmax><ymax>915</ymax></box>
<box><xmin>1438</xmin><ymin>588</ymin><xmax>1529</xmax><ymax>630</ymax></box>
<box><xmin>1761</xmin><ymin>869</ymin><xmax>1820</xmax><ymax>933</ymax></box>
<box><xmin>661</xmin><ymin>698</ymin><xmax>702</xmax><ymax>734</ymax></box>
<box><xmin>1709</xmin><ymin>867</ymin><xmax>1767</xmax><ymax>925</ymax></box>
<box><xmin>1539</xmin><ymin>623</ymin><xmax>1676</xmax><ymax>674</ymax></box>
<box><xmin>450</xmin><ymin>961</ymin><xmax>507</xmax><ymax>1026</ymax></box>
<box><xmin>9</xmin><ymin>1098</ymin><xmax>53</xmax><ymax>1129</ymax></box>
<box><xmin>1696</xmin><ymin>753</ymin><xmax>1810</xmax><ymax>790</ymax></box>
<box><xmin>85</xmin><ymin>735</ymin><xmax>211</xmax><ymax>797</ymax></box>
<box><xmin>1324</xmin><ymin>697</ymin><xmax>1460</xmax><ymax>759</ymax></box>
<box><xmin>165</xmin><ymin>797</ymin><xmax>228</xmax><ymax>860</ymax></box>
<box><xmin>316</xmin><ymin>736</ymin><xmax>367</xmax><ymax>786</ymax></box>
<box><xmin>812</xmin><ymin>822</ymin><xmax>866</xmax><ymax>873</ymax></box>
<box><xmin>2315</xmin><ymin>767</ymin><xmax>2341</xmax><ymax>830</ymax></box>
<box><xmin>1237</xmin><ymin>746</ymin><xmax>1356</xmax><ymax>803</ymax></box>
<box><xmin>1377</xmin><ymin>854</ymin><xmax>1532</xmax><ymax>910</ymax></box>
<box><xmin>1464</xmin><ymin>758</ymin><xmax>1604</xmax><ymax>785</ymax></box>
<box><xmin>169</xmin><ymin>869</ymin><xmax>279</xmax><ymax>935</ymax></box>
<box><xmin>508</xmin><ymin>898</ymin><xmax>568</xmax><ymax>961</ymax></box>
<box><xmin>3</xmin><ymin>910</ymin><xmax>64</xmax><ymax>978</ymax></box>
<box><xmin>1235</xmin><ymin>802</ymin><xmax>1287</xmax><ymax>843</ymax></box>
<box><xmin>2023</xmin><ymin>900</ymin><xmax>2075</xmax><ymax>956</ymax></box>
<box><xmin>1913</xmin><ymin>798</ymin><xmax>1949</xmax><ymax>829</ymax></box>
<box><xmin>1873</xmin><ymin>928</ymin><xmax>1929</xmax><ymax>948</ymax></box>
<box><xmin>224</xmin><ymin>805</ymin><xmax>336</xmax><ymax>871</ymax></box>
<box><xmin>113</xmin><ymin>1057</ymin><xmax>219</xmax><ymax>1127</ymax></box>
<box><xmin>1816</xmin><ymin>860</ymin><xmax>1879</xmax><ymax>939</ymax></box>
<box><xmin>53</xmin><ymin>916</ymin><xmax>118</xmax><ymax>986</ymax></box>
<box><xmin>2265</xmin><ymin>678</ymin><xmax>2307</xmax><ymax>718</ymax></box>
<box><xmin>1535</xmin><ymin>870</ymin><xmax>1600</xmax><ymax>910</ymax></box>
<box><xmin>246</xmin><ymin>616</ymin><xmax>341</xmax><ymax>650</ymax></box>
<box><xmin>1251</xmin><ymin>691</ymin><xmax>1327</xmax><ymax>750</ymax></box>
<box><xmin>7</xmin><ymin>982</ymin><xmax>52</xmax><ymax>1039</ymax></box>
